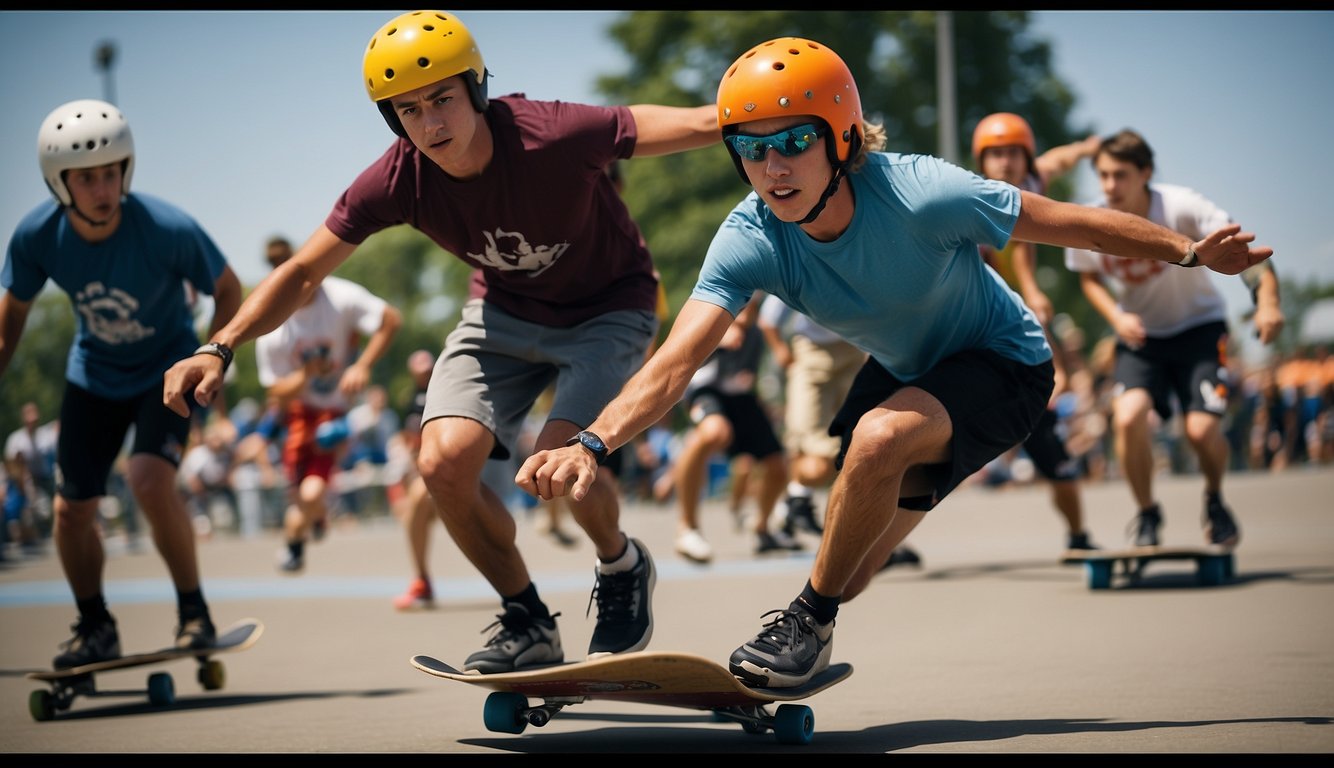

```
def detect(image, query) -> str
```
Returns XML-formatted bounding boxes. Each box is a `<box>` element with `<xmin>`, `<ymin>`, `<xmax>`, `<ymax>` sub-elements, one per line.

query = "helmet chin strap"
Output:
<box><xmin>798</xmin><ymin>165</ymin><xmax>848</xmax><ymax>225</ymax></box>
<box><xmin>67</xmin><ymin>200</ymin><xmax>117</xmax><ymax>228</ymax></box>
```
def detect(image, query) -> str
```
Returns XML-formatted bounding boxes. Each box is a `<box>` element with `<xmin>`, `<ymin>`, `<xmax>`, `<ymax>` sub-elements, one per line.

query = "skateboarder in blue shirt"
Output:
<box><xmin>1</xmin><ymin>99</ymin><xmax>243</xmax><ymax>668</ymax></box>
<box><xmin>516</xmin><ymin>37</ymin><xmax>1274</xmax><ymax>688</ymax></box>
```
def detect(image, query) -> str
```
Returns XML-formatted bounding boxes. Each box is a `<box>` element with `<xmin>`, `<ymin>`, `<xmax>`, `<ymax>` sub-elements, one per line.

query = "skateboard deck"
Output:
<box><xmin>1061</xmin><ymin>545</ymin><xmax>1236</xmax><ymax>589</ymax></box>
<box><xmin>411</xmin><ymin>650</ymin><xmax>853</xmax><ymax>745</ymax></box>
<box><xmin>26</xmin><ymin>617</ymin><xmax>264</xmax><ymax>721</ymax></box>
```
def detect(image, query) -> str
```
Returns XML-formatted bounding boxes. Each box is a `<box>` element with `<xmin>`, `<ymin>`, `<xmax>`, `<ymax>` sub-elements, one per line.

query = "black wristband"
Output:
<box><xmin>193</xmin><ymin>341</ymin><xmax>234</xmax><ymax>374</ymax></box>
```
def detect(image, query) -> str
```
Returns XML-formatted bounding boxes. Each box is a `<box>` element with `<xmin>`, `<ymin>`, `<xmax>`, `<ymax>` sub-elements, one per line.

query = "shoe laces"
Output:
<box><xmin>586</xmin><ymin>566</ymin><xmax>639</xmax><ymax>623</ymax></box>
<box><xmin>1127</xmin><ymin>507</ymin><xmax>1161</xmax><ymax>538</ymax></box>
<box><xmin>61</xmin><ymin>618</ymin><xmax>110</xmax><ymax>651</ymax></box>
<box><xmin>479</xmin><ymin>608</ymin><xmax>559</xmax><ymax>648</ymax></box>
<box><xmin>748</xmin><ymin>609</ymin><xmax>821</xmax><ymax>655</ymax></box>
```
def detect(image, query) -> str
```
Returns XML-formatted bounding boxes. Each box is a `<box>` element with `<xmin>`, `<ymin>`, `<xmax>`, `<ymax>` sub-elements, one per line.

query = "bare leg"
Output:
<box><xmin>126</xmin><ymin>454</ymin><xmax>200</xmax><ymax>592</ymax></box>
<box><xmin>1113</xmin><ymin>388</ymin><xmax>1157</xmax><ymax>510</ymax></box>
<box><xmin>54</xmin><ymin>495</ymin><xmax>105</xmax><ymax>600</ymax></box>
<box><xmin>672</xmin><ymin>414</ymin><xmax>731</xmax><ymax>536</ymax></box>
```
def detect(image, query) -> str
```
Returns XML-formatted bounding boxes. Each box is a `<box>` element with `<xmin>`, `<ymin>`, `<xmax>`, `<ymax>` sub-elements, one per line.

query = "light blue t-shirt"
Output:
<box><xmin>3</xmin><ymin>193</ymin><xmax>229</xmax><ymax>399</ymax></box>
<box><xmin>691</xmin><ymin>152</ymin><xmax>1051</xmax><ymax>382</ymax></box>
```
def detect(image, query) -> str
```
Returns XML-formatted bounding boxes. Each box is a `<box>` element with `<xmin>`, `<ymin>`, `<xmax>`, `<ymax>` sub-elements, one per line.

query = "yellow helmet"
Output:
<box><xmin>971</xmin><ymin>112</ymin><xmax>1036</xmax><ymax>168</ymax></box>
<box><xmin>363</xmin><ymin>11</ymin><xmax>488</xmax><ymax>137</ymax></box>
<box><xmin>718</xmin><ymin>37</ymin><xmax>862</xmax><ymax>165</ymax></box>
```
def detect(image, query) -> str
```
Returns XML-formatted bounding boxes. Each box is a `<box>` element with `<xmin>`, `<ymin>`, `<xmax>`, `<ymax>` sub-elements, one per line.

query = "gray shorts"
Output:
<box><xmin>423</xmin><ymin>299</ymin><xmax>658</xmax><ymax>460</ymax></box>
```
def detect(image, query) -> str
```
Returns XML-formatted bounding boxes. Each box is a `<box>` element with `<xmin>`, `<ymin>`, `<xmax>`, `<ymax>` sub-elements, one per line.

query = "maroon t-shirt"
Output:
<box><xmin>325</xmin><ymin>95</ymin><xmax>657</xmax><ymax>328</ymax></box>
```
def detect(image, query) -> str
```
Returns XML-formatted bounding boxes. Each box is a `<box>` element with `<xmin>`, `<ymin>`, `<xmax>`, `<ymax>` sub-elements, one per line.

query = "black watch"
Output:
<box><xmin>565</xmin><ymin>430</ymin><xmax>609</xmax><ymax>466</ymax></box>
<box><xmin>193</xmin><ymin>341</ymin><xmax>234</xmax><ymax>374</ymax></box>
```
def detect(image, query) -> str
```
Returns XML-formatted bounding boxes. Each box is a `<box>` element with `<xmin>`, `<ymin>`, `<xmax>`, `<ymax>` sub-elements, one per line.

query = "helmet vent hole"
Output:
<box><xmin>386</xmin><ymin>27</ymin><xmax>398</xmax><ymax>37</ymax></box>
<box><xmin>83</xmin><ymin>140</ymin><xmax>95</xmax><ymax>150</ymax></box>
<box><xmin>417</xmin><ymin>57</ymin><xmax>430</xmax><ymax>69</ymax></box>
<box><xmin>423</xmin><ymin>25</ymin><xmax>434</xmax><ymax>31</ymax></box>
<box><xmin>384</xmin><ymin>68</ymin><xmax>395</xmax><ymax>81</ymax></box>
<box><xmin>772</xmin><ymin>62</ymin><xmax>785</xmax><ymax>72</ymax></box>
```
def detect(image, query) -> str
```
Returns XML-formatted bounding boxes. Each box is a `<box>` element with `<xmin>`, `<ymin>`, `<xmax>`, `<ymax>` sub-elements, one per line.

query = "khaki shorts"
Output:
<box><xmin>783</xmin><ymin>335</ymin><xmax>866</xmax><ymax>460</ymax></box>
<box><xmin>423</xmin><ymin>299</ymin><xmax>658</xmax><ymax>460</ymax></box>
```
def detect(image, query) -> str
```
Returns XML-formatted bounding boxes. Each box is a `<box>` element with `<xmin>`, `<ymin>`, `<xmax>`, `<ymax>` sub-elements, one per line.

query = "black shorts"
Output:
<box><xmin>56</xmin><ymin>380</ymin><xmax>193</xmax><ymax>501</ymax></box>
<box><xmin>1115</xmin><ymin>321</ymin><xmax>1230</xmax><ymax>422</ymax></box>
<box><xmin>830</xmin><ymin>349</ymin><xmax>1054</xmax><ymax>511</ymax></box>
<box><xmin>1023</xmin><ymin>408</ymin><xmax>1080</xmax><ymax>482</ymax></box>
<box><xmin>686</xmin><ymin>387</ymin><xmax>784</xmax><ymax>461</ymax></box>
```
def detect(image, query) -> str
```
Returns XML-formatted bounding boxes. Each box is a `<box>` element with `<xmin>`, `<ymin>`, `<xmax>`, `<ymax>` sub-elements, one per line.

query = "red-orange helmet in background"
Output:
<box><xmin>971</xmin><ymin>112</ymin><xmax>1036</xmax><ymax>168</ymax></box>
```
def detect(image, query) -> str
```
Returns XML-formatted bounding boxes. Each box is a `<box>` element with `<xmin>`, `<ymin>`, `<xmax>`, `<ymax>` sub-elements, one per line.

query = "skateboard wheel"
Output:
<box><xmin>198</xmin><ymin>659</ymin><xmax>226</xmax><ymax>690</ymax></box>
<box><xmin>1086</xmin><ymin>561</ymin><xmax>1112</xmax><ymax>590</ymax></box>
<box><xmin>773</xmin><ymin>704</ymin><xmax>814</xmax><ymax>745</ymax></box>
<box><xmin>1198</xmin><ymin>556</ymin><xmax>1226</xmax><ymax>586</ymax></box>
<box><xmin>483</xmin><ymin>691</ymin><xmax>529</xmax><ymax>734</ymax></box>
<box><xmin>147</xmin><ymin>672</ymin><xmax>176</xmax><ymax>706</ymax></box>
<box><xmin>29</xmin><ymin>690</ymin><xmax>55</xmax><ymax>722</ymax></box>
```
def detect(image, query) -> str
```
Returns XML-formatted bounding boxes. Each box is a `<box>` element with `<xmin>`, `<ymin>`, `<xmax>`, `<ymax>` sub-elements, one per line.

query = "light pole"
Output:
<box><xmin>95</xmin><ymin>41</ymin><xmax>117</xmax><ymax>105</ymax></box>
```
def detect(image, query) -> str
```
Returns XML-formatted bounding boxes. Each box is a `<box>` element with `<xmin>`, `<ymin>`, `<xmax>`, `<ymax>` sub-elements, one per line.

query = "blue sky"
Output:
<box><xmin>2</xmin><ymin>10</ymin><xmax>1331</xmax><ymax>362</ymax></box>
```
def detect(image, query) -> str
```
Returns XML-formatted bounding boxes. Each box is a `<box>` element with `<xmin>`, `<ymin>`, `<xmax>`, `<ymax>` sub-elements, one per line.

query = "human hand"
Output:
<box><xmin>1252</xmin><ymin>303</ymin><xmax>1285</xmax><ymax>345</ymax></box>
<box><xmin>515</xmin><ymin>444</ymin><xmax>600</xmax><ymax>502</ymax></box>
<box><xmin>163</xmin><ymin>354</ymin><xmax>224</xmax><ymax>417</ymax></box>
<box><xmin>1194</xmin><ymin>224</ymin><xmax>1274</xmax><ymax>276</ymax></box>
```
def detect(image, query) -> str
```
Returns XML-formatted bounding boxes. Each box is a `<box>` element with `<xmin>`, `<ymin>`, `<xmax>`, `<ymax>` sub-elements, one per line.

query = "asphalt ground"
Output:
<box><xmin>2</xmin><ymin>466</ymin><xmax>1332</xmax><ymax>754</ymax></box>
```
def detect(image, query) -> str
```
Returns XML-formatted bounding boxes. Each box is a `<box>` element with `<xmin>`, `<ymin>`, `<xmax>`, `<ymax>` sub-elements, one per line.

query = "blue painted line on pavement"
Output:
<box><xmin>0</xmin><ymin>553</ymin><xmax>814</xmax><ymax>608</ymax></box>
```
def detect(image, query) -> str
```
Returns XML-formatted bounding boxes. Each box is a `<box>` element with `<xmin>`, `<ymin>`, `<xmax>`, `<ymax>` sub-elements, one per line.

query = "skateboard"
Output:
<box><xmin>1061</xmin><ymin>545</ymin><xmax>1236</xmax><ymax>590</ymax></box>
<box><xmin>26</xmin><ymin>617</ymin><xmax>264</xmax><ymax>721</ymax></box>
<box><xmin>411</xmin><ymin>650</ymin><xmax>853</xmax><ymax>745</ymax></box>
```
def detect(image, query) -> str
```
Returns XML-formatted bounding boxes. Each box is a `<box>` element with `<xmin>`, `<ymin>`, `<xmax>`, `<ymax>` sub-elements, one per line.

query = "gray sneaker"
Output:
<box><xmin>464</xmin><ymin>603</ymin><xmax>563</xmax><ymax>674</ymax></box>
<box><xmin>1204</xmin><ymin>496</ymin><xmax>1240</xmax><ymax>547</ymax></box>
<box><xmin>175</xmin><ymin>613</ymin><xmax>217</xmax><ymax>651</ymax></box>
<box><xmin>729</xmin><ymin>603</ymin><xmax>833</xmax><ymax>688</ymax></box>
<box><xmin>53</xmin><ymin>617</ymin><xmax>121</xmax><ymax>669</ymax></box>
<box><xmin>1130</xmin><ymin>504</ymin><xmax>1162</xmax><ymax>547</ymax></box>
<box><xmin>586</xmin><ymin>537</ymin><xmax>655</xmax><ymax>659</ymax></box>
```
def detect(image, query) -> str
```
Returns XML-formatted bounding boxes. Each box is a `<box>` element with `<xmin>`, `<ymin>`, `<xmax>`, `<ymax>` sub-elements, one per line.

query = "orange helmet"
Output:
<box><xmin>718</xmin><ymin>37</ymin><xmax>862</xmax><ymax>165</ymax></box>
<box><xmin>363</xmin><ymin>11</ymin><xmax>489</xmax><ymax>137</ymax></box>
<box><xmin>971</xmin><ymin>112</ymin><xmax>1035</xmax><ymax>168</ymax></box>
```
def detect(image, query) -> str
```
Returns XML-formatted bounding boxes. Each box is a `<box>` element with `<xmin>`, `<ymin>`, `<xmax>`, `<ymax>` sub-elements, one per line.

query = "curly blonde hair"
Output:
<box><xmin>849</xmin><ymin>121</ymin><xmax>888</xmax><ymax>173</ymax></box>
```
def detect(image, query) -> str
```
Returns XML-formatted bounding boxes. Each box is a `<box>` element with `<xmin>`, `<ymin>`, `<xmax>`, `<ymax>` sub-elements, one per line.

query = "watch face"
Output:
<box><xmin>582</xmin><ymin>432</ymin><xmax>606</xmax><ymax>453</ymax></box>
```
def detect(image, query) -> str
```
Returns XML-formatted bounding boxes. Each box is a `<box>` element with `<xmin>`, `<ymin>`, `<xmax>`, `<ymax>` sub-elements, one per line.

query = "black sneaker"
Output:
<box><xmin>783</xmin><ymin>496</ymin><xmax>824</xmax><ymax>536</ymax></box>
<box><xmin>464</xmin><ymin>603</ymin><xmax>563</xmax><ymax>674</ymax></box>
<box><xmin>175</xmin><ymin>613</ymin><xmax>217</xmax><ymax>651</ymax></box>
<box><xmin>53</xmin><ymin>617</ymin><xmax>121</xmax><ymax>669</ymax></box>
<box><xmin>729</xmin><ymin>603</ymin><xmax>833</xmax><ymax>688</ymax></box>
<box><xmin>755</xmin><ymin>529</ymin><xmax>803</xmax><ymax>555</ymax></box>
<box><xmin>1130</xmin><ymin>504</ymin><xmax>1162</xmax><ymax>547</ymax></box>
<box><xmin>586</xmin><ymin>537</ymin><xmax>655</xmax><ymax>659</ymax></box>
<box><xmin>276</xmin><ymin>543</ymin><xmax>304</xmax><ymax>573</ymax></box>
<box><xmin>879</xmin><ymin>545</ymin><xmax>923</xmax><ymax>572</ymax></box>
<box><xmin>1066</xmin><ymin>532</ymin><xmax>1099</xmax><ymax>551</ymax></box>
<box><xmin>1204</xmin><ymin>496</ymin><xmax>1240</xmax><ymax>547</ymax></box>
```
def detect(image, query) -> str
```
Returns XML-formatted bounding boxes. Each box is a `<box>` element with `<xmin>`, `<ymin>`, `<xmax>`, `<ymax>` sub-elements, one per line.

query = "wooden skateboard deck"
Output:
<box><xmin>27</xmin><ymin>617</ymin><xmax>264</xmax><ymax>721</ymax></box>
<box><xmin>411</xmin><ymin>650</ymin><xmax>853</xmax><ymax>744</ymax></box>
<box><xmin>1061</xmin><ymin>545</ymin><xmax>1236</xmax><ymax>589</ymax></box>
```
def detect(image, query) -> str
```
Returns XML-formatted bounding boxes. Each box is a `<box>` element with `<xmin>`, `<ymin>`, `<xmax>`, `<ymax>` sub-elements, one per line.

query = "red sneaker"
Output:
<box><xmin>393</xmin><ymin>578</ymin><xmax>434</xmax><ymax>611</ymax></box>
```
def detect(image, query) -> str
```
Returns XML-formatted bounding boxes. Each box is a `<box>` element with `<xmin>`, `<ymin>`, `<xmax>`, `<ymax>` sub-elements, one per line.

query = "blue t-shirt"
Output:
<box><xmin>691</xmin><ymin>152</ymin><xmax>1051</xmax><ymax>382</ymax></box>
<box><xmin>3</xmin><ymin>193</ymin><xmax>229</xmax><ymax>398</ymax></box>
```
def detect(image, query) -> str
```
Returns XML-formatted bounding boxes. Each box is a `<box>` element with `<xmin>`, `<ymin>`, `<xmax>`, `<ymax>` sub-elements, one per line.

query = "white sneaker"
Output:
<box><xmin>674</xmin><ymin>528</ymin><xmax>713</xmax><ymax>563</ymax></box>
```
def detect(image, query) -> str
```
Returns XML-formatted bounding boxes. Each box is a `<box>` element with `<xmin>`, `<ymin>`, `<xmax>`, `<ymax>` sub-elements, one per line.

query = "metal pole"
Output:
<box><xmin>936</xmin><ymin>12</ymin><xmax>958</xmax><ymax>165</ymax></box>
<box><xmin>95</xmin><ymin>41</ymin><xmax>117</xmax><ymax>105</ymax></box>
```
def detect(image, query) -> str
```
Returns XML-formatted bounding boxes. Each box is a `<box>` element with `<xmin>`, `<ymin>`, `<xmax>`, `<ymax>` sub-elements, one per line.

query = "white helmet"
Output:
<box><xmin>37</xmin><ymin>99</ymin><xmax>135</xmax><ymax>207</ymax></box>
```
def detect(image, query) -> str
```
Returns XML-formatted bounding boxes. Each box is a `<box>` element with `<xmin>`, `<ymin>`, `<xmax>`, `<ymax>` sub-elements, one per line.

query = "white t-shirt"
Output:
<box><xmin>255</xmin><ymin>276</ymin><xmax>388</xmax><ymax>411</ymax></box>
<box><xmin>1064</xmin><ymin>183</ymin><xmax>1229</xmax><ymax>337</ymax></box>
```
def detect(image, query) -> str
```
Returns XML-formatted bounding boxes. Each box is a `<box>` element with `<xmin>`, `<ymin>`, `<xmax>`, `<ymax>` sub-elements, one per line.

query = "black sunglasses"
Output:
<box><xmin>724</xmin><ymin>123</ymin><xmax>827</xmax><ymax>162</ymax></box>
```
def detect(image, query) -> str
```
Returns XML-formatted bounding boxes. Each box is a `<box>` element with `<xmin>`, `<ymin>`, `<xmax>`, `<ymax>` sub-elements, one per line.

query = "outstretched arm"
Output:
<box><xmin>516</xmin><ymin>298</ymin><xmax>734</xmax><ymax>502</ymax></box>
<box><xmin>1013</xmin><ymin>191</ymin><xmax>1273</xmax><ymax>276</ymax></box>
<box><xmin>163</xmin><ymin>225</ymin><xmax>358</xmax><ymax>416</ymax></box>
<box><xmin>339</xmin><ymin>304</ymin><xmax>403</xmax><ymax>398</ymax></box>
<box><xmin>1035</xmin><ymin>134</ymin><xmax>1100</xmax><ymax>187</ymax></box>
<box><xmin>0</xmin><ymin>292</ymin><xmax>32</xmax><ymax>380</ymax></box>
<box><xmin>627</xmin><ymin>104</ymin><xmax>720</xmax><ymax>157</ymax></box>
